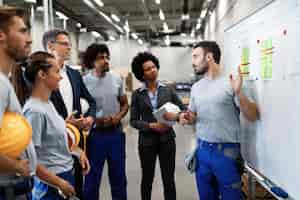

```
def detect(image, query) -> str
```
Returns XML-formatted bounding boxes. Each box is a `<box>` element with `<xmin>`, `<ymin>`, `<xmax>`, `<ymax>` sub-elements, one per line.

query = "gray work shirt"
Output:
<box><xmin>83</xmin><ymin>71</ymin><xmax>124</xmax><ymax>118</ymax></box>
<box><xmin>0</xmin><ymin>72</ymin><xmax>37</xmax><ymax>186</ymax></box>
<box><xmin>189</xmin><ymin>76</ymin><xmax>242</xmax><ymax>143</ymax></box>
<box><xmin>23</xmin><ymin>97</ymin><xmax>73</xmax><ymax>174</ymax></box>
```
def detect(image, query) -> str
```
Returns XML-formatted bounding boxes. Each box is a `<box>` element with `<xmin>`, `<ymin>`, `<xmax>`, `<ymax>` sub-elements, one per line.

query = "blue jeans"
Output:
<box><xmin>195</xmin><ymin>139</ymin><xmax>242</xmax><ymax>200</ymax></box>
<box><xmin>84</xmin><ymin>127</ymin><xmax>127</xmax><ymax>200</ymax></box>
<box><xmin>31</xmin><ymin>169</ymin><xmax>75</xmax><ymax>200</ymax></box>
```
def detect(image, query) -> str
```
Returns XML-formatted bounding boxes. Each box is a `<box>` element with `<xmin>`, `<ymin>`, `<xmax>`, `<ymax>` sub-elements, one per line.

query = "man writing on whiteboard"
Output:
<box><xmin>164</xmin><ymin>41</ymin><xmax>259</xmax><ymax>200</ymax></box>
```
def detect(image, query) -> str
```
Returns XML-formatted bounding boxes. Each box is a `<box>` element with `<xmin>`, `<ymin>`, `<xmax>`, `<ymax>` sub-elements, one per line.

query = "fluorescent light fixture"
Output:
<box><xmin>196</xmin><ymin>23</ymin><xmax>201</xmax><ymax>30</ymax></box>
<box><xmin>131</xmin><ymin>33</ymin><xmax>138</xmax><ymax>40</ymax></box>
<box><xmin>98</xmin><ymin>11</ymin><xmax>112</xmax><ymax>23</ymax></box>
<box><xmin>200</xmin><ymin>8</ymin><xmax>207</xmax><ymax>18</ymax></box>
<box><xmin>109</xmin><ymin>36</ymin><xmax>116</xmax><ymax>41</ymax></box>
<box><xmin>36</xmin><ymin>6</ymin><xmax>44</xmax><ymax>12</ymax></box>
<box><xmin>155</xmin><ymin>0</ymin><xmax>160</xmax><ymax>4</ymax></box>
<box><xmin>91</xmin><ymin>31</ymin><xmax>101</xmax><ymax>38</ymax></box>
<box><xmin>124</xmin><ymin>20</ymin><xmax>130</xmax><ymax>32</ymax></box>
<box><xmin>94</xmin><ymin>0</ymin><xmax>104</xmax><ymax>7</ymax></box>
<box><xmin>207</xmin><ymin>0</ymin><xmax>212</xmax><ymax>2</ymax></box>
<box><xmin>163</xmin><ymin>22</ymin><xmax>168</xmax><ymax>32</ymax></box>
<box><xmin>111</xmin><ymin>14</ymin><xmax>120</xmax><ymax>22</ymax></box>
<box><xmin>181</xmin><ymin>33</ymin><xmax>187</xmax><ymax>37</ymax></box>
<box><xmin>56</xmin><ymin>11</ymin><xmax>68</xmax><ymax>20</ymax></box>
<box><xmin>77</xmin><ymin>23</ymin><xmax>82</xmax><ymax>28</ymax></box>
<box><xmin>138</xmin><ymin>39</ymin><xmax>143</xmax><ymax>45</ymax></box>
<box><xmin>159</xmin><ymin>9</ymin><xmax>165</xmax><ymax>21</ymax></box>
<box><xmin>83</xmin><ymin>0</ymin><xmax>96</xmax><ymax>9</ymax></box>
<box><xmin>80</xmin><ymin>28</ymin><xmax>87</xmax><ymax>32</ymax></box>
<box><xmin>24</xmin><ymin>0</ymin><xmax>37</xmax><ymax>3</ymax></box>
<box><xmin>190</xmin><ymin>30</ymin><xmax>195</xmax><ymax>38</ymax></box>
<box><xmin>165</xmin><ymin>35</ymin><xmax>170</xmax><ymax>46</ymax></box>
<box><xmin>181</xmin><ymin>14</ymin><xmax>190</xmax><ymax>20</ymax></box>
<box><xmin>115</xmin><ymin>24</ymin><xmax>125</xmax><ymax>33</ymax></box>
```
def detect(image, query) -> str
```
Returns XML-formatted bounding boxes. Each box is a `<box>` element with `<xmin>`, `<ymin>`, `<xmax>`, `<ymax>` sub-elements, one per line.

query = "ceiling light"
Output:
<box><xmin>181</xmin><ymin>33</ymin><xmax>187</xmax><ymax>37</ymax></box>
<box><xmin>159</xmin><ymin>9</ymin><xmax>165</xmax><ymax>21</ymax></box>
<box><xmin>99</xmin><ymin>11</ymin><xmax>112</xmax><ymax>23</ymax></box>
<box><xmin>36</xmin><ymin>6</ymin><xmax>44</xmax><ymax>12</ymax></box>
<box><xmin>190</xmin><ymin>30</ymin><xmax>195</xmax><ymax>38</ymax></box>
<box><xmin>200</xmin><ymin>8</ymin><xmax>207</xmax><ymax>18</ymax></box>
<box><xmin>138</xmin><ymin>39</ymin><xmax>143</xmax><ymax>45</ymax></box>
<box><xmin>24</xmin><ymin>0</ymin><xmax>36</xmax><ymax>3</ymax></box>
<box><xmin>163</xmin><ymin>22</ymin><xmax>168</xmax><ymax>31</ymax></box>
<box><xmin>77</xmin><ymin>23</ymin><xmax>82</xmax><ymax>28</ymax></box>
<box><xmin>111</xmin><ymin>14</ymin><xmax>120</xmax><ymax>22</ymax></box>
<box><xmin>109</xmin><ymin>36</ymin><xmax>116</xmax><ymax>41</ymax></box>
<box><xmin>131</xmin><ymin>33</ymin><xmax>138</xmax><ymax>40</ymax></box>
<box><xmin>155</xmin><ymin>0</ymin><xmax>160</xmax><ymax>4</ymax></box>
<box><xmin>181</xmin><ymin>14</ymin><xmax>190</xmax><ymax>20</ymax></box>
<box><xmin>94</xmin><ymin>0</ymin><xmax>104</xmax><ymax>7</ymax></box>
<box><xmin>196</xmin><ymin>23</ymin><xmax>201</xmax><ymax>30</ymax></box>
<box><xmin>80</xmin><ymin>28</ymin><xmax>87</xmax><ymax>32</ymax></box>
<box><xmin>91</xmin><ymin>31</ymin><xmax>101</xmax><ymax>38</ymax></box>
<box><xmin>124</xmin><ymin>20</ymin><xmax>130</xmax><ymax>32</ymax></box>
<box><xmin>165</xmin><ymin>35</ymin><xmax>170</xmax><ymax>46</ymax></box>
<box><xmin>83</xmin><ymin>0</ymin><xmax>96</xmax><ymax>9</ymax></box>
<box><xmin>55</xmin><ymin>11</ymin><xmax>68</xmax><ymax>20</ymax></box>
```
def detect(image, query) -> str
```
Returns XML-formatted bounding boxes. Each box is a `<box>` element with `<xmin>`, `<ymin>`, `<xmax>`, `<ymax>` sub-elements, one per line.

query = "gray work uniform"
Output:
<box><xmin>23</xmin><ymin>97</ymin><xmax>73</xmax><ymax>175</ymax></box>
<box><xmin>0</xmin><ymin>72</ymin><xmax>37</xmax><ymax>199</ymax></box>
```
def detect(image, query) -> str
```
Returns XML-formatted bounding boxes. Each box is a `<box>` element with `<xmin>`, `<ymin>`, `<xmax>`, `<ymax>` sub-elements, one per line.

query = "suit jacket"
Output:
<box><xmin>50</xmin><ymin>66</ymin><xmax>96</xmax><ymax>120</ymax></box>
<box><xmin>130</xmin><ymin>84</ymin><xmax>186</xmax><ymax>147</ymax></box>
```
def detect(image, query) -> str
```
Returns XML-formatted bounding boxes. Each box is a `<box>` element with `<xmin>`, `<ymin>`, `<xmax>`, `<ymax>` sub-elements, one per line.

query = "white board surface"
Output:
<box><xmin>224</xmin><ymin>0</ymin><xmax>300</xmax><ymax>199</ymax></box>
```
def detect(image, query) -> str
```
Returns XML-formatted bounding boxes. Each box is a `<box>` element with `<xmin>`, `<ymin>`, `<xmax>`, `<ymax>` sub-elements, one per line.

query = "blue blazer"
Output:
<box><xmin>50</xmin><ymin>66</ymin><xmax>96</xmax><ymax>120</ymax></box>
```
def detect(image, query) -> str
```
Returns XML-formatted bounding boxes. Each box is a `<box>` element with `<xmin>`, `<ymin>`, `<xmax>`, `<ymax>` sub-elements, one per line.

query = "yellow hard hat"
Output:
<box><xmin>0</xmin><ymin>112</ymin><xmax>32</xmax><ymax>159</ymax></box>
<box><xmin>66</xmin><ymin>123</ymin><xmax>80</xmax><ymax>148</ymax></box>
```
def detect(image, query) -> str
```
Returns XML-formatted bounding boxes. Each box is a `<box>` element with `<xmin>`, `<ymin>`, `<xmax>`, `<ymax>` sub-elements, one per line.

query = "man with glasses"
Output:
<box><xmin>42</xmin><ymin>29</ymin><xmax>96</xmax><ymax>200</ymax></box>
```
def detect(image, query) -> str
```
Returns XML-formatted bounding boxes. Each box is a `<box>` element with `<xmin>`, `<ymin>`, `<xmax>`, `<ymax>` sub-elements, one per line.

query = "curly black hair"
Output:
<box><xmin>83</xmin><ymin>43</ymin><xmax>110</xmax><ymax>69</ymax></box>
<box><xmin>131</xmin><ymin>51</ymin><xmax>160</xmax><ymax>82</ymax></box>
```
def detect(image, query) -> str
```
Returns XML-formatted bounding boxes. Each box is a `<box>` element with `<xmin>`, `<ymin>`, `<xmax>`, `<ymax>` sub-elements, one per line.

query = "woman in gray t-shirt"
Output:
<box><xmin>22</xmin><ymin>51</ymin><xmax>90</xmax><ymax>200</ymax></box>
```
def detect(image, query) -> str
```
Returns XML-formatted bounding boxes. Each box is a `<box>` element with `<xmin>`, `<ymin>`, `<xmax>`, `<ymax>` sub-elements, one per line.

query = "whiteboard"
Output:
<box><xmin>224</xmin><ymin>0</ymin><xmax>300</xmax><ymax>199</ymax></box>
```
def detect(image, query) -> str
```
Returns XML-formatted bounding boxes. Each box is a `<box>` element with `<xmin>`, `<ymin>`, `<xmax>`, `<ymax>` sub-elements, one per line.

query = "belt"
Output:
<box><xmin>94</xmin><ymin>123</ymin><xmax>122</xmax><ymax>132</ymax></box>
<box><xmin>198</xmin><ymin>139</ymin><xmax>240</xmax><ymax>151</ymax></box>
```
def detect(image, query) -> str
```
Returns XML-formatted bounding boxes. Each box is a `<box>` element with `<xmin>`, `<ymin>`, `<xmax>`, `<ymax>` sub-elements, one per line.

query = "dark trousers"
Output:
<box><xmin>138</xmin><ymin>139</ymin><xmax>176</xmax><ymax>200</ymax></box>
<box><xmin>73</xmin><ymin>158</ymin><xmax>83</xmax><ymax>200</ymax></box>
<box><xmin>83</xmin><ymin>127</ymin><xmax>127</xmax><ymax>200</ymax></box>
<box><xmin>73</xmin><ymin>131</ymin><xmax>85</xmax><ymax>200</ymax></box>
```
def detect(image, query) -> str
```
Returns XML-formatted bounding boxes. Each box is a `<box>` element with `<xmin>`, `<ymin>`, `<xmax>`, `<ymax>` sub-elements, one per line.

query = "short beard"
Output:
<box><xmin>194</xmin><ymin>65</ymin><xmax>208</xmax><ymax>76</ymax></box>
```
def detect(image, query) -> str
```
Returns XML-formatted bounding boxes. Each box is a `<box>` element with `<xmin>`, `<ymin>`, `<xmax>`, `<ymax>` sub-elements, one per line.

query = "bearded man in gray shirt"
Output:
<box><xmin>165</xmin><ymin>41</ymin><xmax>259</xmax><ymax>200</ymax></box>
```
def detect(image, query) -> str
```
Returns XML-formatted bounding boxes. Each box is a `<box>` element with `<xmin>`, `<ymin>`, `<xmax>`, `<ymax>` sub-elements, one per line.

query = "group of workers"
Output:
<box><xmin>0</xmin><ymin>5</ymin><xmax>259</xmax><ymax>200</ymax></box>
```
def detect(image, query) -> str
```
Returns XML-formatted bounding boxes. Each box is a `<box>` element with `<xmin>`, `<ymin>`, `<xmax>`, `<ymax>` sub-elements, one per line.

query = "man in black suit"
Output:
<box><xmin>130</xmin><ymin>52</ymin><xmax>186</xmax><ymax>200</ymax></box>
<box><xmin>42</xmin><ymin>29</ymin><xmax>96</xmax><ymax>200</ymax></box>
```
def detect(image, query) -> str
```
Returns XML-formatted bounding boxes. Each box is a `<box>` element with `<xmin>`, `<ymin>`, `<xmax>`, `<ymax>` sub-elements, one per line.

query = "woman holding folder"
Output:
<box><xmin>130</xmin><ymin>52</ymin><xmax>186</xmax><ymax>200</ymax></box>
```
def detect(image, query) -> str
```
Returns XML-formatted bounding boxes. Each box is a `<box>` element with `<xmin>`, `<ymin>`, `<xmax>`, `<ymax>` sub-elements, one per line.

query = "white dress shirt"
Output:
<box><xmin>59</xmin><ymin>66</ymin><xmax>74</xmax><ymax>116</ymax></box>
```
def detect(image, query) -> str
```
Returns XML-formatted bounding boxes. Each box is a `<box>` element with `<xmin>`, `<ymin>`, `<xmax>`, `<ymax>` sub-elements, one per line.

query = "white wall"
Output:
<box><xmin>30</xmin><ymin>13</ymin><xmax>80</xmax><ymax>65</ymax></box>
<box><xmin>149</xmin><ymin>47</ymin><xmax>194</xmax><ymax>82</ymax></box>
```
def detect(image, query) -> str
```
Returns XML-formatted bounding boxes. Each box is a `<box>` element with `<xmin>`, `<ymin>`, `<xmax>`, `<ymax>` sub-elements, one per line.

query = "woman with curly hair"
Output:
<box><xmin>130</xmin><ymin>52</ymin><xmax>186</xmax><ymax>200</ymax></box>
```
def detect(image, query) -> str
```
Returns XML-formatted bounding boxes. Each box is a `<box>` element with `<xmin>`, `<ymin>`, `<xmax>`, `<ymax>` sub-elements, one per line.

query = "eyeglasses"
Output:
<box><xmin>53</xmin><ymin>41</ymin><xmax>72</xmax><ymax>47</ymax></box>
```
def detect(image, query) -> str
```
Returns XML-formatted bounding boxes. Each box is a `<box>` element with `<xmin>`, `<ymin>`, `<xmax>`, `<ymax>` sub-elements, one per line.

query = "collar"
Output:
<box><xmin>139</xmin><ymin>81</ymin><xmax>166</xmax><ymax>92</ymax></box>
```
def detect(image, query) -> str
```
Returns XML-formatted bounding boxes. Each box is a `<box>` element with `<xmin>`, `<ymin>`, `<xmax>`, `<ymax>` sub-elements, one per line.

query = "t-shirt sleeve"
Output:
<box><xmin>0</xmin><ymin>80</ymin><xmax>9</xmax><ymax>125</ymax></box>
<box><xmin>24</xmin><ymin>111</ymin><xmax>45</xmax><ymax>147</ymax></box>
<box><xmin>118</xmin><ymin>76</ymin><xmax>125</xmax><ymax>97</ymax></box>
<box><xmin>188</xmin><ymin>87</ymin><xmax>197</xmax><ymax>113</ymax></box>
